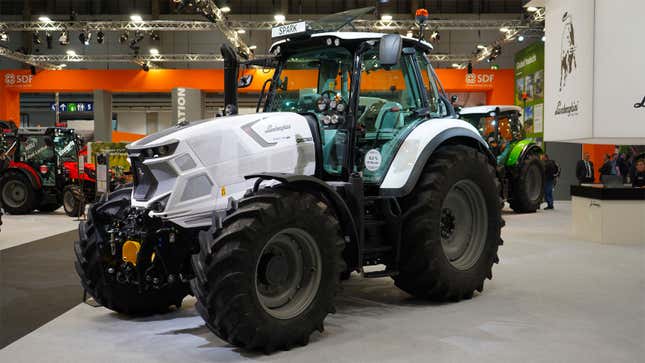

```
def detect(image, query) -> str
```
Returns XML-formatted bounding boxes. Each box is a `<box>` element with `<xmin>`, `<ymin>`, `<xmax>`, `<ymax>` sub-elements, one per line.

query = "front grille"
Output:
<box><xmin>131</xmin><ymin>157</ymin><xmax>158</xmax><ymax>201</ymax></box>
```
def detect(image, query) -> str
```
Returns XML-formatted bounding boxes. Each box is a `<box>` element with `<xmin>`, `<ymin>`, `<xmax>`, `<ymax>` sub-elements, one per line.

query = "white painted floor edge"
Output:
<box><xmin>2</xmin><ymin>202</ymin><xmax>644</xmax><ymax>362</ymax></box>
<box><xmin>0</xmin><ymin>209</ymin><xmax>80</xmax><ymax>250</ymax></box>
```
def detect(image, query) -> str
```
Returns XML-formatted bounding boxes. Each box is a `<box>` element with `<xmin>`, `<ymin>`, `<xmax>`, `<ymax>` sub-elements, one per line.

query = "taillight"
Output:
<box><xmin>39</xmin><ymin>165</ymin><xmax>49</xmax><ymax>174</ymax></box>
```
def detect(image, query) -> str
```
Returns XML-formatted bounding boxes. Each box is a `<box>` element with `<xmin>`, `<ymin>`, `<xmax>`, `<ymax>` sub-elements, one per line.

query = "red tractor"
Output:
<box><xmin>0</xmin><ymin>127</ymin><xmax>98</xmax><ymax>216</ymax></box>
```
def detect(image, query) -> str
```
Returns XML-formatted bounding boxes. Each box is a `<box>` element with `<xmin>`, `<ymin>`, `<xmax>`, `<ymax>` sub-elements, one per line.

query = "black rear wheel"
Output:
<box><xmin>510</xmin><ymin>155</ymin><xmax>544</xmax><ymax>213</ymax></box>
<box><xmin>191</xmin><ymin>188</ymin><xmax>345</xmax><ymax>352</ymax></box>
<box><xmin>0</xmin><ymin>172</ymin><xmax>37</xmax><ymax>214</ymax></box>
<box><xmin>393</xmin><ymin>145</ymin><xmax>503</xmax><ymax>301</ymax></box>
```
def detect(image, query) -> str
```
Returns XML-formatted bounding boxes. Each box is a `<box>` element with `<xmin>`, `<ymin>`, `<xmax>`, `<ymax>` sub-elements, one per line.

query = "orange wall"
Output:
<box><xmin>0</xmin><ymin>68</ymin><xmax>515</xmax><ymax>126</ymax></box>
<box><xmin>112</xmin><ymin>130</ymin><xmax>144</xmax><ymax>143</ymax></box>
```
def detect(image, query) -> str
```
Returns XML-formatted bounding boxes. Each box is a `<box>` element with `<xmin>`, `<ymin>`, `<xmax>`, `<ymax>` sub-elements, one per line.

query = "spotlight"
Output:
<box><xmin>477</xmin><ymin>44</ymin><xmax>486</xmax><ymax>50</ymax></box>
<box><xmin>142</xmin><ymin>63</ymin><xmax>150</xmax><ymax>72</ymax></box>
<box><xmin>149</xmin><ymin>48</ymin><xmax>159</xmax><ymax>55</ymax></box>
<box><xmin>46</xmin><ymin>32</ymin><xmax>53</xmax><ymax>49</ymax></box>
<box><xmin>236</xmin><ymin>29</ymin><xmax>245</xmax><ymax>34</ymax></box>
<box><xmin>38</xmin><ymin>16</ymin><xmax>52</xmax><ymax>22</ymax></box>
<box><xmin>119</xmin><ymin>32</ymin><xmax>129</xmax><ymax>43</ymax></box>
<box><xmin>499</xmin><ymin>27</ymin><xmax>510</xmax><ymax>32</ymax></box>
<box><xmin>381</xmin><ymin>14</ymin><xmax>393</xmax><ymax>21</ymax></box>
<box><xmin>58</xmin><ymin>31</ymin><xmax>69</xmax><ymax>45</ymax></box>
<box><xmin>150</xmin><ymin>32</ymin><xmax>160</xmax><ymax>41</ymax></box>
<box><xmin>451</xmin><ymin>63</ymin><xmax>460</xmax><ymax>68</ymax></box>
<box><xmin>30</xmin><ymin>66</ymin><xmax>36</xmax><ymax>75</ymax></box>
<box><xmin>527</xmin><ymin>6</ymin><xmax>539</xmax><ymax>12</ymax></box>
<box><xmin>430</xmin><ymin>31</ymin><xmax>440</xmax><ymax>42</ymax></box>
<box><xmin>220</xmin><ymin>6</ymin><xmax>231</xmax><ymax>13</ymax></box>
<box><xmin>274</xmin><ymin>14</ymin><xmax>285</xmax><ymax>22</ymax></box>
<box><xmin>518</xmin><ymin>35</ymin><xmax>525</xmax><ymax>42</ymax></box>
<box><xmin>541</xmin><ymin>35</ymin><xmax>546</xmax><ymax>42</ymax></box>
<box><xmin>96</xmin><ymin>30</ymin><xmax>104</xmax><ymax>44</ymax></box>
<box><xmin>248</xmin><ymin>45</ymin><xmax>257</xmax><ymax>50</ymax></box>
<box><xmin>32</xmin><ymin>32</ymin><xmax>41</xmax><ymax>45</ymax></box>
<box><xmin>130</xmin><ymin>14</ymin><xmax>143</xmax><ymax>22</ymax></box>
<box><xmin>1</xmin><ymin>32</ymin><xmax>8</xmax><ymax>42</ymax></box>
<box><xmin>406</xmin><ymin>31</ymin><xmax>413</xmax><ymax>38</ymax></box>
<box><xmin>467</xmin><ymin>62</ymin><xmax>473</xmax><ymax>74</ymax></box>
<box><xmin>78</xmin><ymin>31</ymin><xmax>86</xmax><ymax>44</ymax></box>
<box><xmin>84</xmin><ymin>32</ymin><xmax>92</xmax><ymax>45</ymax></box>
<box><xmin>66</xmin><ymin>49</ymin><xmax>76</xmax><ymax>56</ymax></box>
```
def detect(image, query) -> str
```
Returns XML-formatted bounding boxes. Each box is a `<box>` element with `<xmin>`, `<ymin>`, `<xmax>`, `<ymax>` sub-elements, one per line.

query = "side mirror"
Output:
<box><xmin>379</xmin><ymin>34</ymin><xmax>402</xmax><ymax>67</ymax></box>
<box><xmin>238</xmin><ymin>74</ymin><xmax>253</xmax><ymax>88</ymax></box>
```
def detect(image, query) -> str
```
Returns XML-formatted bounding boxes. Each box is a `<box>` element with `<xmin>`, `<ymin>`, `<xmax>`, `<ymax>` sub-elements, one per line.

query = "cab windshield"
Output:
<box><xmin>265</xmin><ymin>47</ymin><xmax>353</xmax><ymax>114</ymax></box>
<box><xmin>53</xmin><ymin>133</ymin><xmax>79</xmax><ymax>162</ymax></box>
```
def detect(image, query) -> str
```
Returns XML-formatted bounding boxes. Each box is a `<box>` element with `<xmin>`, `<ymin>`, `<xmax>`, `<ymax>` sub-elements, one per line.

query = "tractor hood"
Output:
<box><xmin>126</xmin><ymin>112</ymin><xmax>317</xmax><ymax>228</ymax></box>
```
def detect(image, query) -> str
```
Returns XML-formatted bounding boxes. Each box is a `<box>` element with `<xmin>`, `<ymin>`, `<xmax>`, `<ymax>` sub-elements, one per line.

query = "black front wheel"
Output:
<box><xmin>191</xmin><ymin>188</ymin><xmax>345</xmax><ymax>353</ymax></box>
<box><xmin>63</xmin><ymin>185</ymin><xmax>84</xmax><ymax>217</ymax></box>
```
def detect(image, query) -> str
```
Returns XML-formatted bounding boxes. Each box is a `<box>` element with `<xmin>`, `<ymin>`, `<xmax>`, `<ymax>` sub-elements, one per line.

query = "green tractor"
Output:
<box><xmin>459</xmin><ymin>105</ymin><xmax>544</xmax><ymax>213</ymax></box>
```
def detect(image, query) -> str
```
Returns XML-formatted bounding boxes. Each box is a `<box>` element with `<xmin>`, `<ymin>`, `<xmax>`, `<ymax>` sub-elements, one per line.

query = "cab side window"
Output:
<box><xmin>417</xmin><ymin>53</ymin><xmax>448</xmax><ymax>118</ymax></box>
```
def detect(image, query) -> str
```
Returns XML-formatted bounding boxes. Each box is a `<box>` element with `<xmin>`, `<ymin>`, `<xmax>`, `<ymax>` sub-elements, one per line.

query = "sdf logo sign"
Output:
<box><xmin>465</xmin><ymin>73</ymin><xmax>495</xmax><ymax>86</ymax></box>
<box><xmin>3</xmin><ymin>73</ymin><xmax>33</xmax><ymax>87</ymax></box>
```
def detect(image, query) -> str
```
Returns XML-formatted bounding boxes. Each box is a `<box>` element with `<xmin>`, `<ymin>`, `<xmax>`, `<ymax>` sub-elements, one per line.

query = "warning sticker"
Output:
<box><xmin>364</xmin><ymin>149</ymin><xmax>382</xmax><ymax>172</ymax></box>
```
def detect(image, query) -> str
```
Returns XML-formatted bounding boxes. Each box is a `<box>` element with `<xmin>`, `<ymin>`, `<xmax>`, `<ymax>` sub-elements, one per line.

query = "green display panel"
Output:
<box><xmin>514</xmin><ymin>42</ymin><xmax>544</xmax><ymax>143</ymax></box>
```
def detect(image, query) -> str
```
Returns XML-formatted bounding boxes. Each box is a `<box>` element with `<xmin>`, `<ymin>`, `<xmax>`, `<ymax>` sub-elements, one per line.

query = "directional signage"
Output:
<box><xmin>50</xmin><ymin>102</ymin><xmax>94</xmax><ymax>112</ymax></box>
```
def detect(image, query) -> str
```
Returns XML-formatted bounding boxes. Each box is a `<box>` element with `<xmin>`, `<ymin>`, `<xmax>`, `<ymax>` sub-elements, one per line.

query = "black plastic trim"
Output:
<box><xmin>379</xmin><ymin>127</ymin><xmax>492</xmax><ymax>197</ymax></box>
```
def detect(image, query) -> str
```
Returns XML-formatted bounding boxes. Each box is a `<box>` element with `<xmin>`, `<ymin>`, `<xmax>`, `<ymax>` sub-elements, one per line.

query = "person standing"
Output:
<box><xmin>542</xmin><ymin>154</ymin><xmax>559</xmax><ymax>210</ymax></box>
<box><xmin>632</xmin><ymin>159</ymin><xmax>645</xmax><ymax>188</ymax></box>
<box><xmin>599</xmin><ymin>154</ymin><xmax>613</xmax><ymax>179</ymax></box>
<box><xmin>575</xmin><ymin>152</ymin><xmax>595</xmax><ymax>184</ymax></box>
<box><xmin>616</xmin><ymin>153</ymin><xmax>629</xmax><ymax>182</ymax></box>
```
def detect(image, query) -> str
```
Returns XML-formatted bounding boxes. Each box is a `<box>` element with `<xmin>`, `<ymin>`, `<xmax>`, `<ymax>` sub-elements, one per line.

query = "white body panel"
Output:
<box><xmin>128</xmin><ymin>112</ymin><xmax>316</xmax><ymax>228</ymax></box>
<box><xmin>380</xmin><ymin>118</ymin><xmax>485</xmax><ymax>190</ymax></box>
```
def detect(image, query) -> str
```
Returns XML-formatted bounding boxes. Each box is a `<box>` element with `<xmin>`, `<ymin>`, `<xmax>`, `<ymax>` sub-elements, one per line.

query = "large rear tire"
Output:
<box><xmin>509</xmin><ymin>155</ymin><xmax>544</xmax><ymax>213</ymax></box>
<box><xmin>191</xmin><ymin>188</ymin><xmax>345</xmax><ymax>352</ymax></box>
<box><xmin>393</xmin><ymin>145</ymin><xmax>503</xmax><ymax>301</ymax></box>
<box><xmin>74</xmin><ymin>188</ymin><xmax>191</xmax><ymax>315</ymax></box>
<box><xmin>0</xmin><ymin>172</ymin><xmax>37</xmax><ymax>214</ymax></box>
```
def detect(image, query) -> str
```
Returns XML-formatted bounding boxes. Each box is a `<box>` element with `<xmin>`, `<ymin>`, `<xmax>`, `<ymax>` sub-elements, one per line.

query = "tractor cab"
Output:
<box><xmin>229</xmin><ymin>7</ymin><xmax>454</xmax><ymax>189</ymax></box>
<box><xmin>458</xmin><ymin>105</ymin><xmax>524</xmax><ymax>163</ymax></box>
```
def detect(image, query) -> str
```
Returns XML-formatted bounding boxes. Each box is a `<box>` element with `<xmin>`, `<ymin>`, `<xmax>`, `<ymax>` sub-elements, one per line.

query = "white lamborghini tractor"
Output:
<box><xmin>74</xmin><ymin>8</ymin><xmax>503</xmax><ymax>353</ymax></box>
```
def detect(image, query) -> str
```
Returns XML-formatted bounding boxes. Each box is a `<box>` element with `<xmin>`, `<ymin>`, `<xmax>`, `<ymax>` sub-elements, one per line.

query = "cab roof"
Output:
<box><xmin>458</xmin><ymin>105</ymin><xmax>522</xmax><ymax>116</ymax></box>
<box><xmin>269</xmin><ymin>32</ymin><xmax>433</xmax><ymax>55</ymax></box>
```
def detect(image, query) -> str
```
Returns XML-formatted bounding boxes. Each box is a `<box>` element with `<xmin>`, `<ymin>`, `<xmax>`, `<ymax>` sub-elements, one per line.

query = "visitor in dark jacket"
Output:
<box><xmin>599</xmin><ymin>154</ymin><xmax>614</xmax><ymax>179</ymax></box>
<box><xmin>632</xmin><ymin>159</ymin><xmax>645</xmax><ymax>188</ymax></box>
<box><xmin>541</xmin><ymin>154</ymin><xmax>559</xmax><ymax>210</ymax></box>
<box><xmin>575</xmin><ymin>152</ymin><xmax>594</xmax><ymax>184</ymax></box>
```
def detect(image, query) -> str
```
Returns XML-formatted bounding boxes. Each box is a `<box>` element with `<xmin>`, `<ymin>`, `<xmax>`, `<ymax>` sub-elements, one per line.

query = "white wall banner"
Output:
<box><xmin>544</xmin><ymin>0</ymin><xmax>645</xmax><ymax>144</ymax></box>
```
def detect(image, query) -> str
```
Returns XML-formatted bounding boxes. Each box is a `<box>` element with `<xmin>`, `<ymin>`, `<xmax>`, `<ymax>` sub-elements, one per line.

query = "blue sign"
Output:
<box><xmin>50</xmin><ymin>102</ymin><xmax>94</xmax><ymax>112</ymax></box>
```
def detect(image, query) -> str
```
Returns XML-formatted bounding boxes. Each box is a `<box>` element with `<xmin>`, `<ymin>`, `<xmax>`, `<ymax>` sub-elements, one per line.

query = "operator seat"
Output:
<box><xmin>374</xmin><ymin>102</ymin><xmax>404</xmax><ymax>136</ymax></box>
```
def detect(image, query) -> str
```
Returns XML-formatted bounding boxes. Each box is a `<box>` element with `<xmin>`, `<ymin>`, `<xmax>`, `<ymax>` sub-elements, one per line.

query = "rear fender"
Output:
<box><xmin>379</xmin><ymin>119</ymin><xmax>494</xmax><ymax>197</ymax></box>
<box><xmin>6</xmin><ymin>162</ymin><xmax>41</xmax><ymax>189</ymax></box>
<box><xmin>506</xmin><ymin>139</ymin><xmax>542</xmax><ymax>167</ymax></box>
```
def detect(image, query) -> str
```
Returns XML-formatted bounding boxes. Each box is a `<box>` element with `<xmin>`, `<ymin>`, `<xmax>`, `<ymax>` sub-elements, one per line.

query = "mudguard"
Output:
<box><xmin>505</xmin><ymin>139</ymin><xmax>542</xmax><ymax>167</ymax></box>
<box><xmin>6</xmin><ymin>162</ymin><xmax>41</xmax><ymax>189</ymax></box>
<box><xmin>379</xmin><ymin>119</ymin><xmax>494</xmax><ymax>197</ymax></box>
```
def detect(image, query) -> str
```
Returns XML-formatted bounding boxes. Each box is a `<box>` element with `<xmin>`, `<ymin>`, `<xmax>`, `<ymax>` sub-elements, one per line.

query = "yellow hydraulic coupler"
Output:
<box><xmin>122</xmin><ymin>240</ymin><xmax>141</xmax><ymax>265</ymax></box>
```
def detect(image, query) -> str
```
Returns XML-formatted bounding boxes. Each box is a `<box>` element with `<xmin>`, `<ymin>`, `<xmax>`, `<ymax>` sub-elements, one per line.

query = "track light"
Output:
<box><xmin>149</xmin><ymin>48</ymin><xmax>159</xmax><ymax>55</ymax></box>
<box><xmin>58</xmin><ymin>31</ymin><xmax>69</xmax><ymax>45</ymax></box>
<box><xmin>32</xmin><ymin>32</ymin><xmax>41</xmax><ymax>45</ymax></box>
<box><xmin>220</xmin><ymin>6</ymin><xmax>231</xmax><ymax>13</ymax></box>
<box><xmin>142</xmin><ymin>63</ymin><xmax>150</xmax><ymax>72</ymax></box>
<box><xmin>119</xmin><ymin>32</ymin><xmax>129</xmax><ymax>43</ymax></box>
<box><xmin>30</xmin><ymin>66</ymin><xmax>36</xmax><ymax>75</ymax></box>
<box><xmin>78</xmin><ymin>31</ymin><xmax>86</xmax><ymax>44</ymax></box>
<box><xmin>467</xmin><ymin>62</ymin><xmax>473</xmax><ymax>74</ymax></box>
<box><xmin>274</xmin><ymin>14</ymin><xmax>285</xmax><ymax>22</ymax></box>
<box><xmin>430</xmin><ymin>31</ymin><xmax>440</xmax><ymax>42</ymax></box>
<box><xmin>84</xmin><ymin>32</ymin><xmax>92</xmax><ymax>45</ymax></box>
<box><xmin>1</xmin><ymin>32</ymin><xmax>9</xmax><ymax>42</ymax></box>
<box><xmin>38</xmin><ymin>16</ymin><xmax>52</xmax><ymax>22</ymax></box>
<box><xmin>542</xmin><ymin>35</ymin><xmax>546</xmax><ymax>42</ymax></box>
<box><xmin>150</xmin><ymin>32</ymin><xmax>160</xmax><ymax>41</ymax></box>
<box><xmin>518</xmin><ymin>35</ymin><xmax>525</xmax><ymax>42</ymax></box>
<box><xmin>46</xmin><ymin>32</ymin><xmax>53</xmax><ymax>49</ymax></box>
<box><xmin>130</xmin><ymin>14</ymin><xmax>143</xmax><ymax>22</ymax></box>
<box><xmin>96</xmin><ymin>30</ymin><xmax>104</xmax><ymax>44</ymax></box>
<box><xmin>66</xmin><ymin>49</ymin><xmax>76</xmax><ymax>56</ymax></box>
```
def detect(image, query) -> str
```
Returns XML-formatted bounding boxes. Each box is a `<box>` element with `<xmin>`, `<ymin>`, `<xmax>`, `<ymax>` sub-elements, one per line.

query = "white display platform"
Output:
<box><xmin>1</xmin><ymin>203</ymin><xmax>644</xmax><ymax>363</ymax></box>
<box><xmin>571</xmin><ymin>185</ymin><xmax>645</xmax><ymax>244</ymax></box>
